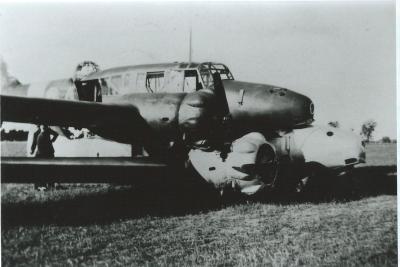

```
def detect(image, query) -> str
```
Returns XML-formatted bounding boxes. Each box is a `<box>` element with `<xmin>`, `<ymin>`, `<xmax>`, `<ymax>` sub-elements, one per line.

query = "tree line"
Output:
<box><xmin>0</xmin><ymin>119</ymin><xmax>395</xmax><ymax>143</ymax></box>
<box><xmin>329</xmin><ymin>119</ymin><xmax>396</xmax><ymax>143</ymax></box>
<box><xmin>1</xmin><ymin>129</ymin><xmax>28</xmax><ymax>141</ymax></box>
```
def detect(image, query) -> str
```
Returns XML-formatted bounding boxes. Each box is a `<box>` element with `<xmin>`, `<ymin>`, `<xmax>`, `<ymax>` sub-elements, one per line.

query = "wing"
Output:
<box><xmin>1</xmin><ymin>95</ymin><xmax>142</xmax><ymax>129</ymax></box>
<box><xmin>1</xmin><ymin>96</ymin><xmax>176</xmax><ymax>184</ymax></box>
<box><xmin>0</xmin><ymin>95</ymin><xmax>153</xmax><ymax>144</ymax></box>
<box><xmin>1</xmin><ymin>157</ymin><xmax>171</xmax><ymax>184</ymax></box>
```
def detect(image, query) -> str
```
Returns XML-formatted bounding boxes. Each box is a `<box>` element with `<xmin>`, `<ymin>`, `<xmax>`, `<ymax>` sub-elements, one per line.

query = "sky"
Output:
<box><xmin>0</xmin><ymin>1</ymin><xmax>396</xmax><ymax>139</ymax></box>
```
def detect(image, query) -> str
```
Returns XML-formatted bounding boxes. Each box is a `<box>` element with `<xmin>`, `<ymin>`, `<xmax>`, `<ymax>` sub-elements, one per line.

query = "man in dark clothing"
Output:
<box><xmin>31</xmin><ymin>125</ymin><xmax>58</xmax><ymax>190</ymax></box>
<box><xmin>31</xmin><ymin>125</ymin><xmax>58</xmax><ymax>157</ymax></box>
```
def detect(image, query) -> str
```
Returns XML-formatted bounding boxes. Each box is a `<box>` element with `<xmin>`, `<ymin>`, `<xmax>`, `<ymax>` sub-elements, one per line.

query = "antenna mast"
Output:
<box><xmin>188</xmin><ymin>27</ymin><xmax>192</xmax><ymax>64</ymax></box>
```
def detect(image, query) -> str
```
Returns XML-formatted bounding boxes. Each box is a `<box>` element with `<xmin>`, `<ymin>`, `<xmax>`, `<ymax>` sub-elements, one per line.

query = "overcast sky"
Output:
<box><xmin>0</xmin><ymin>1</ymin><xmax>396</xmax><ymax>139</ymax></box>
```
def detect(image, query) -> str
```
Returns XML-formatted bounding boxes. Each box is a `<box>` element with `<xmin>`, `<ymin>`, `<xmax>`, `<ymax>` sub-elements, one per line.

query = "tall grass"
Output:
<box><xmin>2</xmin><ymin>196</ymin><xmax>396</xmax><ymax>266</ymax></box>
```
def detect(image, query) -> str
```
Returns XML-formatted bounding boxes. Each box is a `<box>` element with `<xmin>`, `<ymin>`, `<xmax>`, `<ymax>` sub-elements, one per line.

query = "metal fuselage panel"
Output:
<box><xmin>96</xmin><ymin>81</ymin><xmax>313</xmax><ymax>145</ymax></box>
<box><xmin>97</xmin><ymin>93</ymin><xmax>186</xmax><ymax>144</ymax></box>
<box><xmin>2</xmin><ymin>62</ymin><xmax>314</xmax><ymax>152</ymax></box>
<box><xmin>223</xmin><ymin>80</ymin><xmax>313</xmax><ymax>133</ymax></box>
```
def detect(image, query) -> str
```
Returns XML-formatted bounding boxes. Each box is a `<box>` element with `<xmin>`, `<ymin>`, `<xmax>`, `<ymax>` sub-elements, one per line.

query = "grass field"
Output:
<box><xmin>1</xmin><ymin>142</ymin><xmax>397</xmax><ymax>266</ymax></box>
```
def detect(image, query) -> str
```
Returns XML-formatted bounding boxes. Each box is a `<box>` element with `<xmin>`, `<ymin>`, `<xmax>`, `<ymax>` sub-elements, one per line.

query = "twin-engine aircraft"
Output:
<box><xmin>1</xmin><ymin>61</ymin><xmax>365</xmax><ymax>196</ymax></box>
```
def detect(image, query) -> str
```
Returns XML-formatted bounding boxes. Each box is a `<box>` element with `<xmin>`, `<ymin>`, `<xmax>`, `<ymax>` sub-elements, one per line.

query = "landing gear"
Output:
<box><xmin>295</xmin><ymin>163</ymin><xmax>334</xmax><ymax>200</ymax></box>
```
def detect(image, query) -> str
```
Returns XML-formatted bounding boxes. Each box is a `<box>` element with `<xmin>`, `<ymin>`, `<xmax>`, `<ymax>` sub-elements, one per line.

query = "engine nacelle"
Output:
<box><xmin>178</xmin><ymin>89</ymin><xmax>218</xmax><ymax>142</ymax></box>
<box><xmin>188</xmin><ymin>132</ymin><xmax>277</xmax><ymax>195</ymax></box>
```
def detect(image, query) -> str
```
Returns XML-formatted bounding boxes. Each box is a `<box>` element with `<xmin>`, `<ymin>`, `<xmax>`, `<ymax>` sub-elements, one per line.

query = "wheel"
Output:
<box><xmin>296</xmin><ymin>163</ymin><xmax>333</xmax><ymax>200</ymax></box>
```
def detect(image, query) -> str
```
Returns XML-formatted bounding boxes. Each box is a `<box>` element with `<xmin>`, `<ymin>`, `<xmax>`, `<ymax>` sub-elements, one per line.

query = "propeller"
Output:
<box><xmin>211</xmin><ymin>72</ymin><xmax>232</xmax><ymax>160</ymax></box>
<box><xmin>233</xmin><ymin>143</ymin><xmax>278</xmax><ymax>184</ymax></box>
<box><xmin>177</xmin><ymin>72</ymin><xmax>231</xmax><ymax>159</ymax></box>
<box><xmin>212</xmin><ymin>72</ymin><xmax>230</xmax><ymax>118</ymax></box>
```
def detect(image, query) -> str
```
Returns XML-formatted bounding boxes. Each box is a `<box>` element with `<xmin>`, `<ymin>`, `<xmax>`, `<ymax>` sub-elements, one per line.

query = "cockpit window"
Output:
<box><xmin>146</xmin><ymin>72</ymin><xmax>164</xmax><ymax>92</ymax></box>
<box><xmin>75</xmin><ymin>80</ymin><xmax>102</xmax><ymax>102</ymax></box>
<box><xmin>110</xmin><ymin>75</ymin><xmax>123</xmax><ymax>95</ymax></box>
<box><xmin>158</xmin><ymin>69</ymin><xmax>203</xmax><ymax>92</ymax></box>
<box><xmin>184</xmin><ymin>70</ymin><xmax>202</xmax><ymax>92</ymax></box>
<box><xmin>198</xmin><ymin>63</ymin><xmax>234</xmax><ymax>89</ymax></box>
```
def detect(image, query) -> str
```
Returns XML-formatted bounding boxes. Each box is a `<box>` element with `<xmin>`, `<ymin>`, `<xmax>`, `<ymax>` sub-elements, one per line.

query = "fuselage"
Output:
<box><xmin>1</xmin><ymin>61</ymin><xmax>364</xmax><ymax>195</ymax></box>
<box><xmin>3</xmin><ymin>62</ymin><xmax>314</xmax><ymax>146</ymax></box>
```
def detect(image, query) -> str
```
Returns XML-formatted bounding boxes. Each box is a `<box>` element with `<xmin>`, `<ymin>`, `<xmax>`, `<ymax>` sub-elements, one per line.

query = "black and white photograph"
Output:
<box><xmin>0</xmin><ymin>0</ymin><xmax>396</xmax><ymax>266</ymax></box>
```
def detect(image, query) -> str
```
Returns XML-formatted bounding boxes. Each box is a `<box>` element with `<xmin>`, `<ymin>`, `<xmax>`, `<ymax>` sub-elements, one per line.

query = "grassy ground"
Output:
<box><xmin>1</xmin><ymin>142</ymin><xmax>397</xmax><ymax>266</ymax></box>
<box><xmin>1</xmin><ymin>141</ymin><xmax>27</xmax><ymax>157</ymax></box>
<box><xmin>365</xmin><ymin>143</ymin><xmax>397</xmax><ymax>166</ymax></box>
<box><xmin>2</xmin><ymin>196</ymin><xmax>396</xmax><ymax>266</ymax></box>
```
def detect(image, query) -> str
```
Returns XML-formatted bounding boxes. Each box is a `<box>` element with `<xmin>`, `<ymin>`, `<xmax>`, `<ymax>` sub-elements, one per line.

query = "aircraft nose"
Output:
<box><xmin>287</xmin><ymin>90</ymin><xmax>314</xmax><ymax>127</ymax></box>
<box><xmin>303</xmin><ymin>96</ymin><xmax>314</xmax><ymax>123</ymax></box>
<box><xmin>224</xmin><ymin>81</ymin><xmax>315</xmax><ymax>129</ymax></box>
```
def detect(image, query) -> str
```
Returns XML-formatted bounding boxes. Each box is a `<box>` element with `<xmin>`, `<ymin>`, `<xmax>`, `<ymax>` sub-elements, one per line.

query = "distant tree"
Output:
<box><xmin>360</xmin><ymin>120</ymin><xmax>377</xmax><ymax>143</ymax></box>
<box><xmin>328</xmin><ymin>121</ymin><xmax>340</xmax><ymax>128</ymax></box>
<box><xmin>381</xmin><ymin>136</ymin><xmax>391</xmax><ymax>143</ymax></box>
<box><xmin>0</xmin><ymin>128</ymin><xmax>28</xmax><ymax>141</ymax></box>
<box><xmin>14</xmin><ymin>130</ymin><xmax>28</xmax><ymax>141</ymax></box>
<box><xmin>1</xmin><ymin>128</ymin><xmax>6</xmax><ymax>140</ymax></box>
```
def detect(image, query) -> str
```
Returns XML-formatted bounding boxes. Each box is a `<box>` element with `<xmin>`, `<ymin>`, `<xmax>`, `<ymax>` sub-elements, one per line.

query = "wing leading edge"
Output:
<box><xmin>1</xmin><ymin>157</ymin><xmax>171</xmax><ymax>183</ymax></box>
<box><xmin>1</xmin><ymin>95</ymin><xmax>141</xmax><ymax>129</ymax></box>
<box><xmin>0</xmin><ymin>94</ymin><xmax>158</xmax><ymax>145</ymax></box>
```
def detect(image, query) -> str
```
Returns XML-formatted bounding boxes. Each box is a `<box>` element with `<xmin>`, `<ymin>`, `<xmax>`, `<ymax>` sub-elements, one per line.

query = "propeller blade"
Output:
<box><xmin>212</xmin><ymin>72</ymin><xmax>230</xmax><ymax>117</ymax></box>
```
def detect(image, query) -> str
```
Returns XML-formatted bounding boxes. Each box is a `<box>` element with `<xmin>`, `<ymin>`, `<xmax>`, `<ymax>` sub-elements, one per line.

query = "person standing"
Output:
<box><xmin>31</xmin><ymin>125</ymin><xmax>58</xmax><ymax>190</ymax></box>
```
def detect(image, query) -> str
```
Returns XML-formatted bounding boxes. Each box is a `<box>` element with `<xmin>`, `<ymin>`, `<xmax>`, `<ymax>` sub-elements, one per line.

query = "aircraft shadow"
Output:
<box><xmin>1</xmin><ymin>177</ymin><xmax>223</xmax><ymax>227</ymax></box>
<box><xmin>258</xmin><ymin>165</ymin><xmax>397</xmax><ymax>204</ymax></box>
<box><xmin>2</xmin><ymin>165</ymin><xmax>396</xmax><ymax>227</ymax></box>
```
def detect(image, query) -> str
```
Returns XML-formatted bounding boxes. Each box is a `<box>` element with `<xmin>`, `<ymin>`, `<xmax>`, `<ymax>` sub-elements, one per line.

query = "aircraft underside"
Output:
<box><xmin>2</xmin><ymin>124</ymin><xmax>365</xmax><ymax>198</ymax></box>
